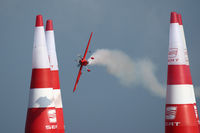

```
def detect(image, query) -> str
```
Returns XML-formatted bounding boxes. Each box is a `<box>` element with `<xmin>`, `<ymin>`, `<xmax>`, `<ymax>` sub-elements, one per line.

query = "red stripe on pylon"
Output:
<box><xmin>165</xmin><ymin>104</ymin><xmax>199</xmax><ymax>132</ymax></box>
<box><xmin>51</xmin><ymin>70</ymin><xmax>60</xmax><ymax>89</ymax></box>
<box><xmin>177</xmin><ymin>14</ymin><xmax>183</xmax><ymax>25</ymax></box>
<box><xmin>55</xmin><ymin>108</ymin><xmax>65</xmax><ymax>132</ymax></box>
<box><xmin>167</xmin><ymin>65</ymin><xmax>192</xmax><ymax>85</ymax></box>
<box><xmin>46</xmin><ymin>20</ymin><xmax>53</xmax><ymax>31</ymax></box>
<box><xmin>170</xmin><ymin>12</ymin><xmax>179</xmax><ymax>23</ymax></box>
<box><xmin>35</xmin><ymin>15</ymin><xmax>44</xmax><ymax>27</ymax></box>
<box><xmin>25</xmin><ymin>107</ymin><xmax>57</xmax><ymax>133</ymax></box>
<box><xmin>30</xmin><ymin>69</ymin><xmax>51</xmax><ymax>88</ymax></box>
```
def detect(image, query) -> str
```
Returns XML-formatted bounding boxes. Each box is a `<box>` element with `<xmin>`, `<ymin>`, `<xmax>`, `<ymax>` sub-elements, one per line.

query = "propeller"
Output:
<box><xmin>75</xmin><ymin>54</ymin><xmax>82</xmax><ymax>66</ymax></box>
<box><xmin>75</xmin><ymin>54</ymin><xmax>82</xmax><ymax>60</ymax></box>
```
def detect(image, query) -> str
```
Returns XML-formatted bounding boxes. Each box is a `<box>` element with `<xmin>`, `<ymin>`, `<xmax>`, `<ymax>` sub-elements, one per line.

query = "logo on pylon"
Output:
<box><xmin>168</xmin><ymin>48</ymin><xmax>178</xmax><ymax>58</ymax></box>
<box><xmin>166</xmin><ymin>106</ymin><xmax>177</xmax><ymax>120</ymax></box>
<box><xmin>48</xmin><ymin>109</ymin><xmax>57</xmax><ymax>123</ymax></box>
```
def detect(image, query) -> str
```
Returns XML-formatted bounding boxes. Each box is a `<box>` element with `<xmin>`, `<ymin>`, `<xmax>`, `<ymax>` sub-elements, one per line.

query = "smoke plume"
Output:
<box><xmin>88</xmin><ymin>49</ymin><xmax>166</xmax><ymax>98</ymax></box>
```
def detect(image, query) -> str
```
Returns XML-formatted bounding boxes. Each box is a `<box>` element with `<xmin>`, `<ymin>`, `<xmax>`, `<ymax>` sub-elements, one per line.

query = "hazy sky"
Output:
<box><xmin>1</xmin><ymin>0</ymin><xmax>200</xmax><ymax>132</ymax></box>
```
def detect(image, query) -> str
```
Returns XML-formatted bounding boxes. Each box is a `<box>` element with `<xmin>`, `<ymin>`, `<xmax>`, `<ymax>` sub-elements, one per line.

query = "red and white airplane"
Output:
<box><xmin>73</xmin><ymin>32</ymin><xmax>94</xmax><ymax>92</ymax></box>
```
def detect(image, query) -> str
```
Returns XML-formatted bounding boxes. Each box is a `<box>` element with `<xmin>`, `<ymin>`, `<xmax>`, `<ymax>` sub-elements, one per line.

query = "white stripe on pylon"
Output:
<box><xmin>46</xmin><ymin>31</ymin><xmax>58</xmax><ymax>70</ymax></box>
<box><xmin>33</xmin><ymin>27</ymin><xmax>46</xmax><ymax>48</ymax></box>
<box><xmin>32</xmin><ymin>47</ymin><xmax>50</xmax><ymax>68</ymax></box>
<box><xmin>32</xmin><ymin>27</ymin><xmax>50</xmax><ymax>68</ymax></box>
<box><xmin>28</xmin><ymin>88</ymin><xmax>55</xmax><ymax>108</ymax></box>
<box><xmin>168</xmin><ymin>23</ymin><xmax>185</xmax><ymax>65</ymax></box>
<box><xmin>49</xmin><ymin>54</ymin><xmax>58</xmax><ymax>70</ymax></box>
<box><xmin>166</xmin><ymin>85</ymin><xmax>196</xmax><ymax>104</ymax></box>
<box><xmin>53</xmin><ymin>89</ymin><xmax>63</xmax><ymax>108</ymax></box>
<box><xmin>179</xmin><ymin>25</ymin><xmax>189</xmax><ymax>65</ymax></box>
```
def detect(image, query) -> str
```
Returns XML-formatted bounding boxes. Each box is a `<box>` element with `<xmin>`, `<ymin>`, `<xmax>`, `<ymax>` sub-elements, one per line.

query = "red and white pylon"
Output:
<box><xmin>46</xmin><ymin>20</ymin><xmax>65</xmax><ymax>133</ymax></box>
<box><xmin>177</xmin><ymin>13</ymin><xmax>200</xmax><ymax>130</ymax></box>
<box><xmin>165</xmin><ymin>12</ymin><xmax>199</xmax><ymax>133</ymax></box>
<box><xmin>25</xmin><ymin>15</ymin><xmax>57</xmax><ymax>133</ymax></box>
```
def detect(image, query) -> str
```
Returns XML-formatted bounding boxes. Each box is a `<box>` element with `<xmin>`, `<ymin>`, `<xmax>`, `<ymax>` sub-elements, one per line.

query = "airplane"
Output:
<box><xmin>73</xmin><ymin>32</ymin><xmax>94</xmax><ymax>92</ymax></box>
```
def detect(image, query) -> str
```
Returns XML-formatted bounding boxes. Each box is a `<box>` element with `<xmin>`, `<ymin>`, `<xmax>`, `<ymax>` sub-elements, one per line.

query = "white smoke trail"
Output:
<box><xmin>88</xmin><ymin>49</ymin><xmax>166</xmax><ymax>98</ymax></box>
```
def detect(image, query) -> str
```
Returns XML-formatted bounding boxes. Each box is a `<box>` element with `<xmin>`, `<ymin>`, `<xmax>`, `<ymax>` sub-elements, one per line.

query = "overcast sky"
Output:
<box><xmin>0</xmin><ymin>0</ymin><xmax>200</xmax><ymax>132</ymax></box>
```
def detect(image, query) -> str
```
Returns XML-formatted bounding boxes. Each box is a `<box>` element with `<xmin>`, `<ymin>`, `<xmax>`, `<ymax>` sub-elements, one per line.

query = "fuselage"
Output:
<box><xmin>79</xmin><ymin>59</ymin><xmax>88</xmax><ymax>66</ymax></box>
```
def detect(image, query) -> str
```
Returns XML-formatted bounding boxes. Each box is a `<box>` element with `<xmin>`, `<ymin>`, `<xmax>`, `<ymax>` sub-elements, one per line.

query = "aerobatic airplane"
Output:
<box><xmin>73</xmin><ymin>32</ymin><xmax>94</xmax><ymax>92</ymax></box>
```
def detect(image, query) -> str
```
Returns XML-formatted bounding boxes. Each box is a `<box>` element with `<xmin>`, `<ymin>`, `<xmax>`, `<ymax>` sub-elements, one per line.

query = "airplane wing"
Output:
<box><xmin>83</xmin><ymin>32</ymin><xmax>93</xmax><ymax>59</ymax></box>
<box><xmin>73</xmin><ymin>65</ymin><xmax>83</xmax><ymax>92</ymax></box>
